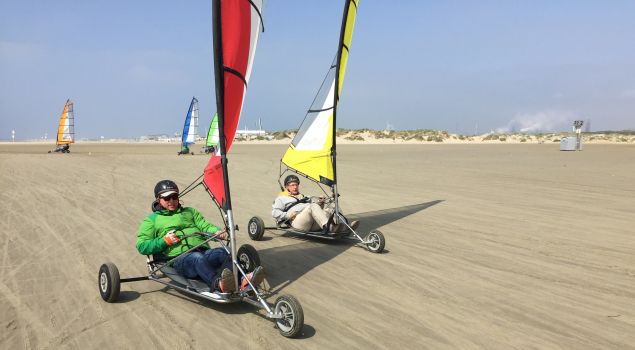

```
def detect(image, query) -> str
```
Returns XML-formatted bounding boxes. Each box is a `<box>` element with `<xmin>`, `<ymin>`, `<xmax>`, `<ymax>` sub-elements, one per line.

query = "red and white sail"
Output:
<box><xmin>203</xmin><ymin>0</ymin><xmax>264</xmax><ymax>210</ymax></box>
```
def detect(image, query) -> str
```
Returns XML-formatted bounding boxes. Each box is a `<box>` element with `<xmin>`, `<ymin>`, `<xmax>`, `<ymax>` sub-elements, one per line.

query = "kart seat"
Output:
<box><xmin>148</xmin><ymin>253</ymin><xmax>210</xmax><ymax>292</ymax></box>
<box><xmin>276</xmin><ymin>220</ymin><xmax>292</xmax><ymax>229</ymax></box>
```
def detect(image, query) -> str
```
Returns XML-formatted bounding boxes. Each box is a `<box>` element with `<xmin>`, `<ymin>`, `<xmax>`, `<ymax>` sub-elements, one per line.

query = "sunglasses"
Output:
<box><xmin>161</xmin><ymin>194</ymin><xmax>179</xmax><ymax>201</ymax></box>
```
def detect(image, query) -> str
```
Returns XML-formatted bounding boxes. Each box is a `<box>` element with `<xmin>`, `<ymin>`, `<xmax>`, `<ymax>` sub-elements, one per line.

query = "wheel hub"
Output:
<box><xmin>100</xmin><ymin>273</ymin><xmax>107</xmax><ymax>292</ymax></box>
<box><xmin>275</xmin><ymin>301</ymin><xmax>293</xmax><ymax>332</ymax></box>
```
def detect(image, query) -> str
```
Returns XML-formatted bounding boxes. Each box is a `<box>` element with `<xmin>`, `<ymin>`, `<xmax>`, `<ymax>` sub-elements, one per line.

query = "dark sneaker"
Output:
<box><xmin>240</xmin><ymin>266</ymin><xmax>266</xmax><ymax>291</ymax></box>
<box><xmin>218</xmin><ymin>268</ymin><xmax>235</xmax><ymax>293</ymax></box>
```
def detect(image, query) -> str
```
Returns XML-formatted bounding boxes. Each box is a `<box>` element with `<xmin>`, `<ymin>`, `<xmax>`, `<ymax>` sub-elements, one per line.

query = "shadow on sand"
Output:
<box><xmin>260</xmin><ymin>200</ymin><xmax>443</xmax><ymax>294</ymax></box>
<box><xmin>135</xmin><ymin>285</ymin><xmax>316</xmax><ymax>338</ymax></box>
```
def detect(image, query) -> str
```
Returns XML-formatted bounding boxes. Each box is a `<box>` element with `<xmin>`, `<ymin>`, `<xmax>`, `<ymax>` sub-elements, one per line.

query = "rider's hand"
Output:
<box><xmin>215</xmin><ymin>230</ymin><xmax>228</xmax><ymax>240</ymax></box>
<box><xmin>163</xmin><ymin>230</ymin><xmax>180</xmax><ymax>246</ymax></box>
<box><xmin>288</xmin><ymin>212</ymin><xmax>298</xmax><ymax>221</ymax></box>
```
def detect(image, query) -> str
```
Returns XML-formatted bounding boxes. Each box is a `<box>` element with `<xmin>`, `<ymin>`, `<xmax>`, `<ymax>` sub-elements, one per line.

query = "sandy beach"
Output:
<box><xmin>1</xmin><ymin>143</ymin><xmax>634</xmax><ymax>349</ymax></box>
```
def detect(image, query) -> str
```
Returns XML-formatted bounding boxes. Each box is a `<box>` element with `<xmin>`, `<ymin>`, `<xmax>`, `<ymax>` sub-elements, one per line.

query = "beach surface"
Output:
<box><xmin>1</xmin><ymin>143</ymin><xmax>634</xmax><ymax>349</ymax></box>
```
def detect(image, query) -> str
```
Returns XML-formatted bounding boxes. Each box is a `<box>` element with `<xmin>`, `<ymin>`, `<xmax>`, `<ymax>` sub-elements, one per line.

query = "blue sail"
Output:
<box><xmin>181</xmin><ymin>97</ymin><xmax>199</xmax><ymax>147</ymax></box>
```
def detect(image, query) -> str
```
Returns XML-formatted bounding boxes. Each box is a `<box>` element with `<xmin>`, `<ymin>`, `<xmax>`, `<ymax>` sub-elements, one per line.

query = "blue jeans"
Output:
<box><xmin>173</xmin><ymin>248</ymin><xmax>231</xmax><ymax>288</ymax></box>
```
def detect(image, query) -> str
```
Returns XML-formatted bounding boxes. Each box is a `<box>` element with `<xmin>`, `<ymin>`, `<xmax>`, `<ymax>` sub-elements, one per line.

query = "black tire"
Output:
<box><xmin>274</xmin><ymin>295</ymin><xmax>304</xmax><ymax>338</ymax></box>
<box><xmin>98</xmin><ymin>262</ymin><xmax>120</xmax><ymax>303</ymax></box>
<box><xmin>237</xmin><ymin>244</ymin><xmax>260</xmax><ymax>273</ymax></box>
<box><xmin>247</xmin><ymin>216</ymin><xmax>265</xmax><ymax>241</ymax></box>
<box><xmin>366</xmin><ymin>230</ymin><xmax>385</xmax><ymax>253</ymax></box>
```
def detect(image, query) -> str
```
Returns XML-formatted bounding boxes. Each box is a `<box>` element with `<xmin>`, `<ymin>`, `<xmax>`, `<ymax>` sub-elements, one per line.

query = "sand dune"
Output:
<box><xmin>1</xmin><ymin>143</ymin><xmax>634</xmax><ymax>349</ymax></box>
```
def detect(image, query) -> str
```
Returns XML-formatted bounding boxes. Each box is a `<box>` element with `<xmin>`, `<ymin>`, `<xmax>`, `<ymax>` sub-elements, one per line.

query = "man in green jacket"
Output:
<box><xmin>136</xmin><ymin>180</ymin><xmax>264</xmax><ymax>293</ymax></box>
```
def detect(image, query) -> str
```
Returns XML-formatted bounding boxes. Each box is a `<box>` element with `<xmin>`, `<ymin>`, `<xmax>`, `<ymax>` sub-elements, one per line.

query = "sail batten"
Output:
<box><xmin>281</xmin><ymin>0</ymin><xmax>358</xmax><ymax>186</ymax></box>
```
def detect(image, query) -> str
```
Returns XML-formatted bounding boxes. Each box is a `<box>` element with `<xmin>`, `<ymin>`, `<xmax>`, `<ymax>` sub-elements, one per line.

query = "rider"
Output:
<box><xmin>136</xmin><ymin>180</ymin><xmax>265</xmax><ymax>293</ymax></box>
<box><xmin>272</xmin><ymin>175</ymin><xmax>359</xmax><ymax>235</ymax></box>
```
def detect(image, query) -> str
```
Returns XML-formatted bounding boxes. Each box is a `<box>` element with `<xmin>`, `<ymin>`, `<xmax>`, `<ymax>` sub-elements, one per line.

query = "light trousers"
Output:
<box><xmin>291</xmin><ymin>203</ymin><xmax>333</xmax><ymax>232</ymax></box>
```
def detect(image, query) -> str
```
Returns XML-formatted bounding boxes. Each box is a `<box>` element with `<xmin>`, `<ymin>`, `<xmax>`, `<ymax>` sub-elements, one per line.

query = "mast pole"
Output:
<box><xmin>211</xmin><ymin>0</ymin><xmax>238</xmax><ymax>288</ymax></box>
<box><xmin>332</xmin><ymin>0</ymin><xmax>352</xmax><ymax>221</ymax></box>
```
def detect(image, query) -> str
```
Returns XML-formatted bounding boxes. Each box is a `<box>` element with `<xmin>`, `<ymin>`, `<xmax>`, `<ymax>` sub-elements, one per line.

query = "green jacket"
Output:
<box><xmin>136</xmin><ymin>206</ymin><xmax>220</xmax><ymax>257</ymax></box>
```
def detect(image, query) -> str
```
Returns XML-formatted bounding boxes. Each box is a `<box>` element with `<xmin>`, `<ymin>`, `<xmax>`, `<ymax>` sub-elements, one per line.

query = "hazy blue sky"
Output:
<box><xmin>2</xmin><ymin>0</ymin><xmax>635</xmax><ymax>140</ymax></box>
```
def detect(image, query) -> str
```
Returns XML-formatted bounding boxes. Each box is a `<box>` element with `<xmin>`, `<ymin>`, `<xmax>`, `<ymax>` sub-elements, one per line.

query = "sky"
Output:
<box><xmin>1</xmin><ymin>0</ymin><xmax>635</xmax><ymax>140</ymax></box>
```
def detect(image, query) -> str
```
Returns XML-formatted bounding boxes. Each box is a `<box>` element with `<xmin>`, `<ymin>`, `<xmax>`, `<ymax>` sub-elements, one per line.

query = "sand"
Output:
<box><xmin>1</xmin><ymin>143</ymin><xmax>634</xmax><ymax>349</ymax></box>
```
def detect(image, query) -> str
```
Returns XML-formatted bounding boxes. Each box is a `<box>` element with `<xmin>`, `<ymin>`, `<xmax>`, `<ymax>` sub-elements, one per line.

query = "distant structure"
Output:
<box><xmin>142</xmin><ymin>134</ymin><xmax>172</xmax><ymax>142</ymax></box>
<box><xmin>385</xmin><ymin>122</ymin><xmax>394</xmax><ymax>132</ymax></box>
<box><xmin>11</xmin><ymin>130</ymin><xmax>15</xmax><ymax>142</ymax></box>
<box><xmin>560</xmin><ymin>120</ymin><xmax>584</xmax><ymax>151</ymax></box>
<box><xmin>584</xmin><ymin>119</ymin><xmax>591</xmax><ymax>132</ymax></box>
<box><xmin>236</xmin><ymin>118</ymin><xmax>266</xmax><ymax>137</ymax></box>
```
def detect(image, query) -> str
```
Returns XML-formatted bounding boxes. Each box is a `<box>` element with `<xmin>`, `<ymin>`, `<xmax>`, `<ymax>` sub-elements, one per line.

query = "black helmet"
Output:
<box><xmin>284</xmin><ymin>174</ymin><xmax>300</xmax><ymax>186</ymax></box>
<box><xmin>154</xmin><ymin>180</ymin><xmax>179</xmax><ymax>198</ymax></box>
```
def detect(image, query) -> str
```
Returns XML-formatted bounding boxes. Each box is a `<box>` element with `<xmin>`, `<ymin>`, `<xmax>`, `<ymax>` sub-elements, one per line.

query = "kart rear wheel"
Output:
<box><xmin>247</xmin><ymin>216</ymin><xmax>265</xmax><ymax>241</ymax></box>
<box><xmin>237</xmin><ymin>244</ymin><xmax>260</xmax><ymax>273</ymax></box>
<box><xmin>274</xmin><ymin>295</ymin><xmax>304</xmax><ymax>338</ymax></box>
<box><xmin>98</xmin><ymin>262</ymin><xmax>120</xmax><ymax>303</ymax></box>
<box><xmin>366</xmin><ymin>230</ymin><xmax>385</xmax><ymax>253</ymax></box>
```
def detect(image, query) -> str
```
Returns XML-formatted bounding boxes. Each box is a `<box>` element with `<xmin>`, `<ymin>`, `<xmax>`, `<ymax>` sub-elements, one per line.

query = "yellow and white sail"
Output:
<box><xmin>56</xmin><ymin>99</ymin><xmax>74</xmax><ymax>145</ymax></box>
<box><xmin>281</xmin><ymin>0</ymin><xmax>358</xmax><ymax>186</ymax></box>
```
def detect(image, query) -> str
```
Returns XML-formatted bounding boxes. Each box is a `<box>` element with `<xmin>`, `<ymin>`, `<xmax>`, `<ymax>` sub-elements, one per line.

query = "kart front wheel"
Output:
<box><xmin>247</xmin><ymin>216</ymin><xmax>265</xmax><ymax>241</ymax></box>
<box><xmin>237</xmin><ymin>244</ymin><xmax>260</xmax><ymax>273</ymax></box>
<box><xmin>98</xmin><ymin>262</ymin><xmax>120</xmax><ymax>302</ymax></box>
<box><xmin>366</xmin><ymin>230</ymin><xmax>385</xmax><ymax>253</ymax></box>
<box><xmin>274</xmin><ymin>295</ymin><xmax>304</xmax><ymax>338</ymax></box>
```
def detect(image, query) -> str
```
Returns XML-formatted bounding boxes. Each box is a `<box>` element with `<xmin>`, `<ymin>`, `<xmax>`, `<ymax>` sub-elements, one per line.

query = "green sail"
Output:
<box><xmin>206</xmin><ymin>113</ymin><xmax>219</xmax><ymax>147</ymax></box>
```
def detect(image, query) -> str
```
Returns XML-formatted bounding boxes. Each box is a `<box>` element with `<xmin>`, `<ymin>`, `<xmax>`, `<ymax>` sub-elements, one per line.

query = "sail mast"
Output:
<box><xmin>211</xmin><ymin>0</ymin><xmax>231</xmax><ymax>210</ymax></box>
<box><xmin>211</xmin><ymin>0</ymin><xmax>238</xmax><ymax>287</ymax></box>
<box><xmin>332</xmin><ymin>0</ymin><xmax>355</xmax><ymax>214</ymax></box>
<box><xmin>206</xmin><ymin>0</ymin><xmax>264</xmax><ymax>287</ymax></box>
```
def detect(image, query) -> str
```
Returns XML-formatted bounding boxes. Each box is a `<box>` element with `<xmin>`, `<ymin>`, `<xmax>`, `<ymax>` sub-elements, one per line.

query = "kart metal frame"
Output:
<box><xmin>98</xmin><ymin>231</ymin><xmax>304</xmax><ymax>337</ymax></box>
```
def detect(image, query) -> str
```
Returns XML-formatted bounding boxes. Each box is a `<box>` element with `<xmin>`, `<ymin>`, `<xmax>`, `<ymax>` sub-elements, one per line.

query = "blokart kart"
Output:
<box><xmin>98</xmin><ymin>231</ymin><xmax>304</xmax><ymax>338</ymax></box>
<box><xmin>247</xmin><ymin>195</ymin><xmax>385</xmax><ymax>254</ymax></box>
<box><xmin>48</xmin><ymin>144</ymin><xmax>70</xmax><ymax>153</ymax></box>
